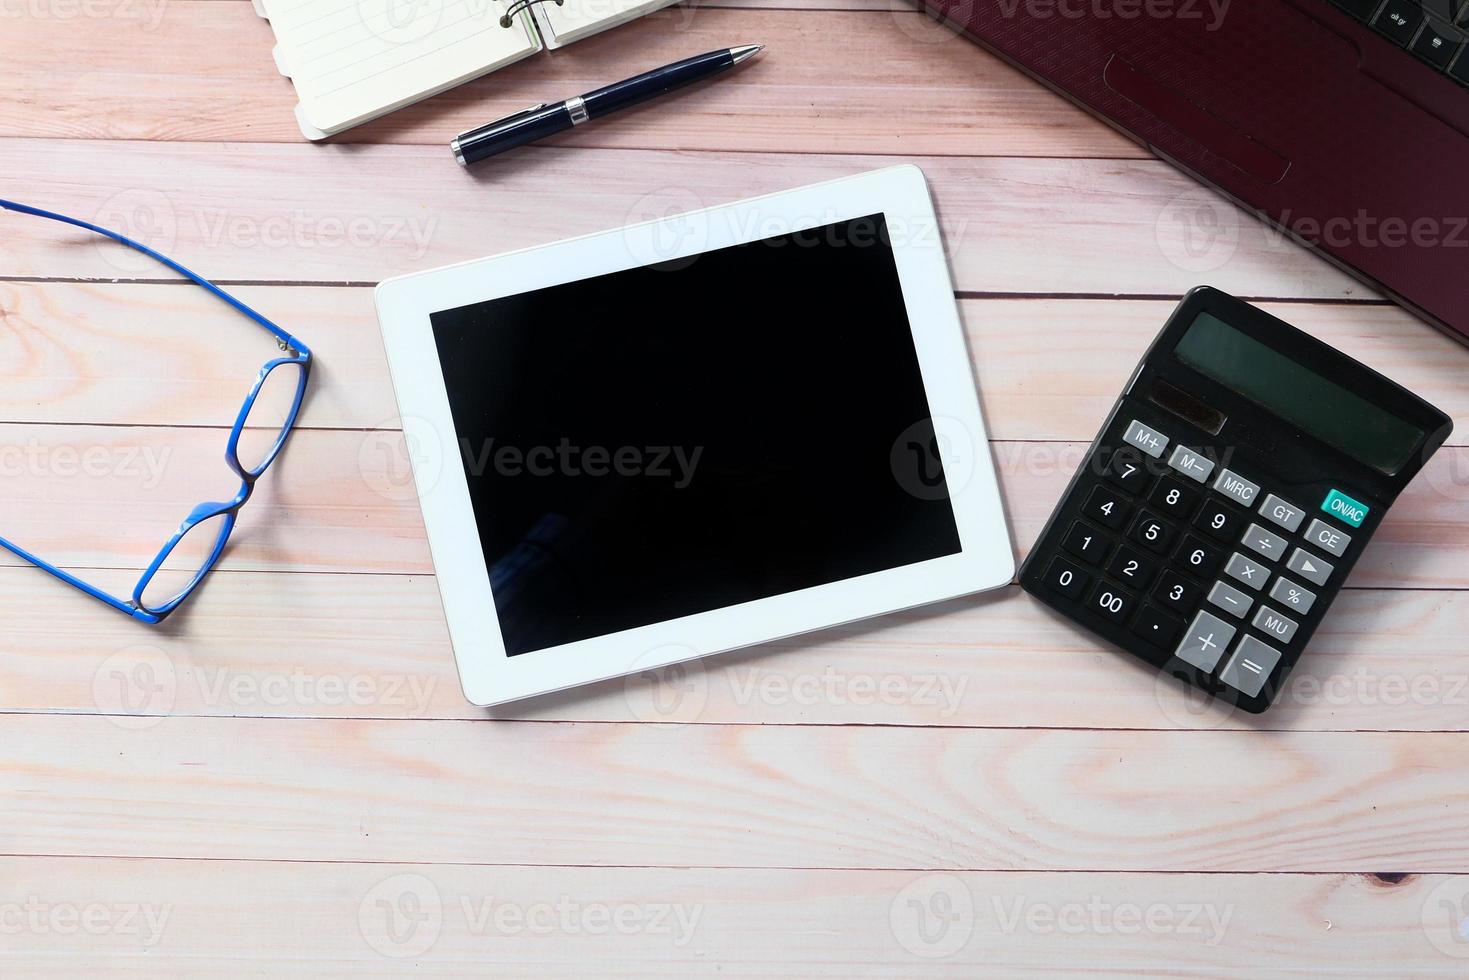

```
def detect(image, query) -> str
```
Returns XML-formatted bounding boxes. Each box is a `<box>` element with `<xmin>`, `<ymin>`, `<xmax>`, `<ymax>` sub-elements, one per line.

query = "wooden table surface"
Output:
<box><xmin>4</xmin><ymin>1</ymin><xmax>1469</xmax><ymax>975</ymax></box>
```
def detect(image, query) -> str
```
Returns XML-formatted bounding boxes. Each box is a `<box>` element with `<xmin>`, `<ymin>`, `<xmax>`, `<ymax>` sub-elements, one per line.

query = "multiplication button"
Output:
<box><xmin>1224</xmin><ymin>552</ymin><xmax>1269</xmax><ymax>591</ymax></box>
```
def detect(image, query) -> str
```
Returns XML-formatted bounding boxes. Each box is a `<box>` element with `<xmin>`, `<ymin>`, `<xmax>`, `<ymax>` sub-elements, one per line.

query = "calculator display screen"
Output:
<box><xmin>1174</xmin><ymin>313</ymin><xmax>1425</xmax><ymax>474</ymax></box>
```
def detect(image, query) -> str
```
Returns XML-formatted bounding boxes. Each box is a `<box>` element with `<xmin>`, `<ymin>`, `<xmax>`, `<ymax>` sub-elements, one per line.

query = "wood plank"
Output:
<box><xmin>6</xmin><ymin>286</ymin><xmax>1462</xmax><ymax>439</ymax></box>
<box><xmin>0</xmin><ymin>3</ymin><xmax>1139</xmax><ymax>157</ymax></box>
<box><xmin>0</xmin><ymin>857</ymin><xmax>1463</xmax><ymax>976</ymax></box>
<box><xmin>1</xmin><ymin>425</ymin><xmax>1464</xmax><ymax>586</ymax></box>
<box><xmin>3</xmin><ymin>713</ymin><xmax>1468</xmax><ymax>872</ymax></box>
<box><xmin>3</xmin><ymin>567</ymin><xmax>1467</xmax><ymax>732</ymax></box>
<box><xmin>0</xmin><ymin>140</ymin><xmax>1364</xmax><ymax>299</ymax></box>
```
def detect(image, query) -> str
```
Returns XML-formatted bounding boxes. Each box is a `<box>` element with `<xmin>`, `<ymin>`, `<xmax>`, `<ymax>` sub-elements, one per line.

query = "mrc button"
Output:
<box><xmin>1321</xmin><ymin>489</ymin><xmax>1369</xmax><ymax>528</ymax></box>
<box><xmin>1213</xmin><ymin>468</ymin><xmax>1260</xmax><ymax>506</ymax></box>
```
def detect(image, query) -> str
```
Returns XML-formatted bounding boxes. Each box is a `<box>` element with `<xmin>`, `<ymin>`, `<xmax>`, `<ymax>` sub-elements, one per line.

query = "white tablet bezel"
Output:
<box><xmin>375</xmin><ymin>165</ymin><xmax>1014</xmax><ymax>706</ymax></box>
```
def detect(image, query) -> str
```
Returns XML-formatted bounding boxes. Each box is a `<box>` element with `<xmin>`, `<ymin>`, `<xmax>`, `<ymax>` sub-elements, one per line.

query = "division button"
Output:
<box><xmin>1168</xmin><ymin>445</ymin><xmax>1215</xmax><ymax>484</ymax></box>
<box><xmin>1219</xmin><ymin>635</ymin><xmax>1281</xmax><ymax>698</ymax></box>
<box><xmin>1224</xmin><ymin>551</ymin><xmax>1269</xmax><ymax>591</ymax></box>
<box><xmin>1241</xmin><ymin>522</ymin><xmax>1288</xmax><ymax>563</ymax></box>
<box><xmin>1207</xmin><ymin>580</ymin><xmax>1255</xmax><ymax>619</ymax></box>
<box><xmin>1269</xmin><ymin>576</ymin><xmax>1317</xmax><ymax>615</ymax></box>
<box><xmin>1303</xmin><ymin>518</ymin><xmax>1351</xmax><ymax>558</ymax></box>
<box><xmin>1259</xmin><ymin>493</ymin><xmax>1306</xmax><ymax>533</ymax></box>
<box><xmin>1123</xmin><ymin>419</ymin><xmax>1170</xmax><ymax>459</ymax></box>
<box><xmin>1174</xmin><ymin>609</ymin><xmax>1237</xmax><ymax>673</ymax></box>
<box><xmin>1213</xmin><ymin>468</ymin><xmax>1261</xmax><ymax>507</ymax></box>
<box><xmin>1286</xmin><ymin>548</ymin><xmax>1333</xmax><ymax>587</ymax></box>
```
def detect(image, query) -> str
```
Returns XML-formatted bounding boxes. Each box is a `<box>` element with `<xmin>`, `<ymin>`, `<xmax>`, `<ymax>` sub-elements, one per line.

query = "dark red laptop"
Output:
<box><xmin>920</xmin><ymin>0</ymin><xmax>1469</xmax><ymax>341</ymax></box>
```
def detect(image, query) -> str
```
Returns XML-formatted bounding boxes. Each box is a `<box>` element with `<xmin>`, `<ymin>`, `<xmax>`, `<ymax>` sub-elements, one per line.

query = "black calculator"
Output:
<box><xmin>1018</xmin><ymin>287</ymin><xmax>1452</xmax><ymax>713</ymax></box>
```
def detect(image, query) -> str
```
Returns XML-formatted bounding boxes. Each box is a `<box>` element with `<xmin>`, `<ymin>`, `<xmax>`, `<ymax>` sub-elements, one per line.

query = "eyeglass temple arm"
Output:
<box><xmin>0</xmin><ymin>533</ymin><xmax>160</xmax><ymax>623</ymax></box>
<box><xmin>0</xmin><ymin>199</ymin><xmax>312</xmax><ymax>360</ymax></box>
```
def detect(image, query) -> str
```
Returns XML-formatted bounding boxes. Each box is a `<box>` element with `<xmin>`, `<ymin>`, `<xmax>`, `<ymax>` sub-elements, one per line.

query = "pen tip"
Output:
<box><xmin>730</xmin><ymin>44</ymin><xmax>764</xmax><ymax>65</ymax></box>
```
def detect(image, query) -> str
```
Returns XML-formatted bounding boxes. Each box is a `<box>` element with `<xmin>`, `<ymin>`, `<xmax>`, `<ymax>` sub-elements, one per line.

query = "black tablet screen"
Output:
<box><xmin>430</xmin><ymin>214</ymin><xmax>961</xmax><ymax>656</ymax></box>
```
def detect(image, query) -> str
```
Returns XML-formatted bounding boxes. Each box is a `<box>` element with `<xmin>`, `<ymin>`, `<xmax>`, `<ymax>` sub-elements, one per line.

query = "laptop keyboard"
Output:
<box><xmin>1329</xmin><ymin>0</ymin><xmax>1469</xmax><ymax>86</ymax></box>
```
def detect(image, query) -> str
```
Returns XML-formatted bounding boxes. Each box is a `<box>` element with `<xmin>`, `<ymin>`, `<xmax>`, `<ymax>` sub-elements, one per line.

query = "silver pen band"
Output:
<box><xmin>565</xmin><ymin>95</ymin><xmax>589</xmax><ymax>125</ymax></box>
<box><xmin>450</xmin><ymin>136</ymin><xmax>466</xmax><ymax>167</ymax></box>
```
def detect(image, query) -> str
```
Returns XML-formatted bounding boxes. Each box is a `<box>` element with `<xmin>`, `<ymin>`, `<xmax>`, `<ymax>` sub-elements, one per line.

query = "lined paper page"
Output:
<box><xmin>532</xmin><ymin>0</ymin><xmax>678</xmax><ymax>48</ymax></box>
<box><xmin>263</xmin><ymin>0</ymin><xmax>542</xmax><ymax>135</ymax></box>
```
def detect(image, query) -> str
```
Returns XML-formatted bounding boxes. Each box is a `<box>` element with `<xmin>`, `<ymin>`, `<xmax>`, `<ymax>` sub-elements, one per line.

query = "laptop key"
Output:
<box><xmin>1413</xmin><ymin>19</ymin><xmax>1465</xmax><ymax>67</ymax></box>
<box><xmin>1334</xmin><ymin>0</ymin><xmax>1383</xmax><ymax>19</ymax></box>
<box><xmin>1374</xmin><ymin>0</ymin><xmax>1426</xmax><ymax>44</ymax></box>
<box><xmin>1453</xmin><ymin>48</ymin><xmax>1469</xmax><ymax>83</ymax></box>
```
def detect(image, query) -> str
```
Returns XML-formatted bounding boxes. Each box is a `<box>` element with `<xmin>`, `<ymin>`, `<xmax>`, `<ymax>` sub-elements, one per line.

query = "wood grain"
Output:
<box><xmin>2</xmin><ymin>421</ymin><xmax>1463</xmax><ymax>588</ymax></box>
<box><xmin>5</xmin><ymin>285</ymin><xmax>1462</xmax><ymax>439</ymax></box>
<box><xmin>0</xmin><ymin>3</ymin><xmax>1141</xmax><ymax>156</ymax></box>
<box><xmin>1</xmin><ymin>857</ymin><xmax>1463</xmax><ymax>976</ymax></box>
<box><xmin>0</xmin><ymin>140</ymin><xmax>1365</xmax><ymax>299</ymax></box>
<box><xmin>3</xmin><ymin>568</ymin><xmax>1467</xmax><ymax>732</ymax></box>
<box><xmin>3</xmin><ymin>712</ymin><xmax>1468</xmax><ymax>872</ymax></box>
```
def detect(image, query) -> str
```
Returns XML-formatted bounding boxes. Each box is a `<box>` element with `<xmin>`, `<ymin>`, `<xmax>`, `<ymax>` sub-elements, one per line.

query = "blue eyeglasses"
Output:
<box><xmin>0</xmin><ymin>200</ymin><xmax>313</xmax><ymax>623</ymax></box>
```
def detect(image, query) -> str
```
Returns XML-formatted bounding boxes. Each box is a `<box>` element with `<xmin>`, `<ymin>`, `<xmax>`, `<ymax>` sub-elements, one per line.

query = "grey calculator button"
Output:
<box><xmin>1124</xmin><ymin>420</ymin><xmax>1169</xmax><ymax>459</ymax></box>
<box><xmin>1304</xmin><ymin>518</ymin><xmax>1351</xmax><ymax>558</ymax></box>
<box><xmin>1252</xmin><ymin>605</ymin><xmax>1299</xmax><ymax>644</ymax></box>
<box><xmin>1219</xmin><ymin>636</ymin><xmax>1281</xmax><ymax>698</ymax></box>
<box><xmin>1207</xmin><ymin>581</ymin><xmax>1254</xmax><ymax>619</ymax></box>
<box><xmin>1213</xmin><ymin>468</ymin><xmax>1261</xmax><ymax>507</ymax></box>
<box><xmin>1168</xmin><ymin>446</ymin><xmax>1215</xmax><ymax>484</ymax></box>
<box><xmin>1286</xmin><ymin>548</ymin><xmax>1333</xmax><ymax>587</ymax></box>
<box><xmin>1175</xmin><ymin>609</ymin><xmax>1237</xmax><ymax>673</ymax></box>
<box><xmin>1259</xmin><ymin>494</ymin><xmax>1306</xmax><ymax>533</ymax></box>
<box><xmin>1269</xmin><ymin>576</ymin><xmax>1317</xmax><ymax>615</ymax></box>
<box><xmin>1241</xmin><ymin>523</ymin><xmax>1288</xmax><ymax>562</ymax></box>
<box><xmin>1224</xmin><ymin>552</ymin><xmax>1269</xmax><ymax>591</ymax></box>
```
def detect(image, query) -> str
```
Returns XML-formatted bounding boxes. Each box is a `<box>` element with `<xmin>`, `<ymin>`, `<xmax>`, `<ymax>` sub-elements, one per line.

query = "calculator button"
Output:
<box><xmin>1259</xmin><ymin>493</ymin><xmax>1306</xmax><ymax>533</ymax></box>
<box><xmin>1219</xmin><ymin>636</ymin><xmax>1280</xmax><ymax>698</ymax></box>
<box><xmin>1123</xmin><ymin>419</ymin><xmax>1169</xmax><ymax>459</ymax></box>
<box><xmin>1240</xmin><ymin>523</ymin><xmax>1288</xmax><ymax>563</ymax></box>
<box><xmin>1212</xmin><ymin>468</ymin><xmax>1261</xmax><ymax>507</ymax></box>
<box><xmin>1303</xmin><ymin>518</ymin><xmax>1351</xmax><ymax>558</ymax></box>
<box><xmin>1148</xmin><ymin>476</ymin><xmax>1200</xmax><ymax>519</ymax></box>
<box><xmin>1088</xmin><ymin>582</ymin><xmax>1137</xmax><ymax>624</ymax></box>
<box><xmin>1108</xmin><ymin>546</ymin><xmax>1157</xmax><ymax>589</ymax></box>
<box><xmin>1195</xmin><ymin>500</ymin><xmax>1243</xmax><ymax>542</ymax></box>
<box><xmin>1044</xmin><ymin>557</ymin><xmax>1090</xmax><ymax>599</ymax></box>
<box><xmin>1154</xmin><ymin>570</ymin><xmax>1202</xmax><ymax>614</ymax></box>
<box><xmin>1130</xmin><ymin>512</ymin><xmax>1175</xmax><ymax>554</ymax></box>
<box><xmin>1131</xmin><ymin>605</ymin><xmax>1184</xmax><ymax>647</ymax></box>
<box><xmin>1269</xmin><ymin>576</ymin><xmax>1318</xmax><ymax>615</ymax></box>
<box><xmin>1167</xmin><ymin>445</ymin><xmax>1215</xmax><ymax>484</ymax></box>
<box><xmin>1224</xmin><ymin>552</ymin><xmax>1269</xmax><ymax>590</ymax></box>
<box><xmin>1252</xmin><ymin>605</ymin><xmax>1299</xmax><ymax>644</ymax></box>
<box><xmin>1174</xmin><ymin>609</ymin><xmax>1237</xmax><ymax>673</ymax></box>
<box><xmin>1321</xmin><ymin>489</ymin><xmax>1369</xmax><ymax>528</ymax></box>
<box><xmin>1286</xmin><ymin>548</ymin><xmax>1333</xmax><ymax>586</ymax></box>
<box><xmin>1083</xmin><ymin>485</ymin><xmax>1131</xmax><ymax>530</ymax></box>
<box><xmin>1174</xmin><ymin>534</ymin><xmax>1224</xmax><ymax>577</ymax></box>
<box><xmin>1106</xmin><ymin>450</ymin><xmax>1150</xmax><ymax>494</ymax></box>
<box><xmin>1062</xmin><ymin>521</ymin><xmax>1111</xmax><ymax>565</ymax></box>
<box><xmin>1207</xmin><ymin>580</ymin><xmax>1255</xmax><ymax>619</ymax></box>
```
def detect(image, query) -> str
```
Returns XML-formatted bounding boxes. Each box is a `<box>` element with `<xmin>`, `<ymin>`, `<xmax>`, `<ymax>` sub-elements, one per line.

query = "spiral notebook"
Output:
<box><xmin>252</xmin><ymin>0</ymin><xmax>681</xmax><ymax>140</ymax></box>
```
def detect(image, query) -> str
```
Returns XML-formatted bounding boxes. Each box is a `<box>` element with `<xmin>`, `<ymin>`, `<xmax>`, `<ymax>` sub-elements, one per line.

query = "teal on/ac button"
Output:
<box><xmin>1322</xmin><ymin>489</ymin><xmax>1369</xmax><ymax>528</ymax></box>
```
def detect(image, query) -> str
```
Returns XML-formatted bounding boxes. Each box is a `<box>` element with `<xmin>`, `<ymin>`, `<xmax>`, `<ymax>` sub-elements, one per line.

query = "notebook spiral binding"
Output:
<box><xmin>499</xmin><ymin>0</ymin><xmax>564</xmax><ymax>27</ymax></box>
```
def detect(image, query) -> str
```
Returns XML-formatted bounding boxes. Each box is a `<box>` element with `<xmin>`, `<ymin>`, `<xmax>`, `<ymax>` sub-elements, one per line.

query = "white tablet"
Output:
<box><xmin>375</xmin><ymin>166</ymin><xmax>1014</xmax><ymax>706</ymax></box>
